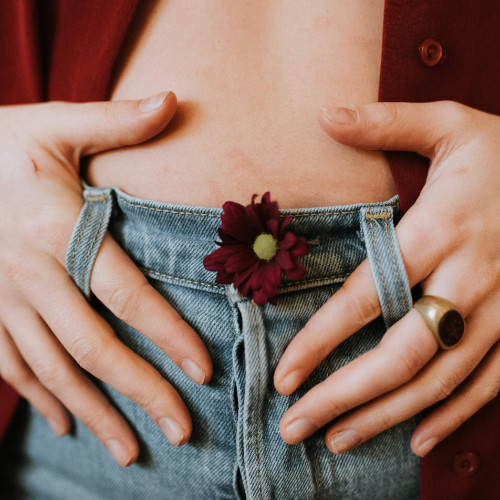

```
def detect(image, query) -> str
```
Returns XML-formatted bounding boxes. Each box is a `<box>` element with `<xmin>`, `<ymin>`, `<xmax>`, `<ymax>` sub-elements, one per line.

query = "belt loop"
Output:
<box><xmin>65</xmin><ymin>186</ymin><xmax>114</xmax><ymax>299</ymax></box>
<box><xmin>359</xmin><ymin>205</ymin><xmax>412</xmax><ymax>329</ymax></box>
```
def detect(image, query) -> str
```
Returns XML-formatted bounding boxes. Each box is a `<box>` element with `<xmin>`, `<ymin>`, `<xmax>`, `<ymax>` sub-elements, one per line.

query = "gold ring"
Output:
<box><xmin>414</xmin><ymin>295</ymin><xmax>465</xmax><ymax>350</ymax></box>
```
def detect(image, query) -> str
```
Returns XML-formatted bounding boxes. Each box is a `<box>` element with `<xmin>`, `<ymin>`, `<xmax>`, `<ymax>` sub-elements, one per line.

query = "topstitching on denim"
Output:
<box><xmin>5</xmin><ymin>184</ymin><xmax>422</xmax><ymax>500</ymax></box>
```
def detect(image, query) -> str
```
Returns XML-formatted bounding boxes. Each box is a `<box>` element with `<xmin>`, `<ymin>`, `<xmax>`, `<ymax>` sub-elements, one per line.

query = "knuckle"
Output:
<box><xmin>322</xmin><ymin>388</ymin><xmax>347</xmax><ymax>418</ymax></box>
<box><xmin>392</xmin><ymin>343</ymin><xmax>424</xmax><ymax>382</ymax></box>
<box><xmin>306</xmin><ymin>328</ymin><xmax>332</xmax><ymax>362</ymax></box>
<box><xmin>105</xmin><ymin>282</ymin><xmax>147</xmax><ymax>323</ymax></box>
<box><xmin>373</xmin><ymin>410</ymin><xmax>394</xmax><ymax>432</ymax></box>
<box><xmin>432</xmin><ymin>370</ymin><xmax>464</xmax><ymax>401</ymax></box>
<box><xmin>340</xmin><ymin>279</ymin><xmax>379</xmax><ymax>327</ymax></box>
<box><xmin>79</xmin><ymin>405</ymin><xmax>114</xmax><ymax>434</ymax></box>
<box><xmin>1</xmin><ymin>255</ymin><xmax>27</xmax><ymax>285</ymax></box>
<box><xmin>102</xmin><ymin>101</ymin><xmax>118</xmax><ymax>124</ymax></box>
<box><xmin>478</xmin><ymin>383</ymin><xmax>499</xmax><ymax>404</ymax></box>
<box><xmin>349</xmin><ymin>293</ymin><xmax>380</xmax><ymax>327</ymax></box>
<box><xmin>163</xmin><ymin>313</ymin><xmax>190</xmax><ymax>348</ymax></box>
<box><xmin>133</xmin><ymin>379</ymin><xmax>163</xmax><ymax>415</ymax></box>
<box><xmin>362</xmin><ymin>102</ymin><xmax>401</xmax><ymax>149</ymax></box>
<box><xmin>379</xmin><ymin>102</ymin><xmax>400</xmax><ymax>128</ymax></box>
<box><xmin>31</xmin><ymin>360</ymin><xmax>65</xmax><ymax>389</ymax></box>
<box><xmin>69</xmin><ymin>335</ymin><xmax>106</xmax><ymax>372</ymax></box>
<box><xmin>439</xmin><ymin>100</ymin><xmax>471</xmax><ymax>124</ymax></box>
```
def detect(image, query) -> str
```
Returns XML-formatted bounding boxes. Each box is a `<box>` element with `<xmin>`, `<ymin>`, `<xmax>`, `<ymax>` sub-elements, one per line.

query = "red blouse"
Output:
<box><xmin>0</xmin><ymin>1</ymin><xmax>499</xmax><ymax>497</ymax></box>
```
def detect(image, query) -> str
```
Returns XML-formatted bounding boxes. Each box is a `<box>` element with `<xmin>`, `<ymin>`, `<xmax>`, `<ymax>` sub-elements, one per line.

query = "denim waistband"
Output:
<box><xmin>66</xmin><ymin>185</ymin><xmax>412</xmax><ymax>328</ymax></box>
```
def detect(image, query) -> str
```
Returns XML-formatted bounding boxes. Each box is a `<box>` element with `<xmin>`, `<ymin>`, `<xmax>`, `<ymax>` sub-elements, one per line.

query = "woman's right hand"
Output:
<box><xmin>0</xmin><ymin>92</ymin><xmax>212</xmax><ymax>466</ymax></box>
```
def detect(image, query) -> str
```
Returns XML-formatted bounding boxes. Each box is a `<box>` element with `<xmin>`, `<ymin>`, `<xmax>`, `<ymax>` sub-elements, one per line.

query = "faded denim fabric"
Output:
<box><xmin>0</xmin><ymin>186</ymin><xmax>420</xmax><ymax>499</ymax></box>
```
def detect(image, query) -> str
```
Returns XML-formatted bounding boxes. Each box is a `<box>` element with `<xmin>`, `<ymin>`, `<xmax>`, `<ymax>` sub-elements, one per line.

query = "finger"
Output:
<box><xmin>0</xmin><ymin>323</ymin><xmax>71</xmax><ymax>437</ymax></box>
<box><xmin>34</xmin><ymin>91</ymin><xmax>177</xmax><ymax>158</ymax></box>
<box><xmin>275</xmin><ymin>203</ymin><xmax>455</xmax><ymax>396</ymax></box>
<box><xmin>411</xmin><ymin>340</ymin><xmax>500</xmax><ymax>457</ymax></box>
<box><xmin>23</xmin><ymin>259</ymin><xmax>192</xmax><ymax>447</ymax></box>
<box><xmin>279</xmin><ymin>309</ymin><xmax>437</xmax><ymax>444</ymax></box>
<box><xmin>318</xmin><ymin>100</ymin><xmax>475</xmax><ymax>159</ymax></box>
<box><xmin>274</xmin><ymin>260</ymin><xmax>381</xmax><ymax>394</ymax></box>
<box><xmin>322</xmin><ymin>310</ymin><xmax>498</xmax><ymax>455</ymax></box>
<box><xmin>91</xmin><ymin>235</ymin><xmax>212</xmax><ymax>385</ymax></box>
<box><xmin>1</xmin><ymin>303</ymin><xmax>139</xmax><ymax>466</ymax></box>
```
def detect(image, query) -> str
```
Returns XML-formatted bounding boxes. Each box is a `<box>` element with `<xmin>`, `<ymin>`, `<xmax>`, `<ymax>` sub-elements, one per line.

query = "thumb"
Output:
<box><xmin>40</xmin><ymin>91</ymin><xmax>177</xmax><ymax>158</ymax></box>
<box><xmin>318</xmin><ymin>100</ymin><xmax>473</xmax><ymax>159</ymax></box>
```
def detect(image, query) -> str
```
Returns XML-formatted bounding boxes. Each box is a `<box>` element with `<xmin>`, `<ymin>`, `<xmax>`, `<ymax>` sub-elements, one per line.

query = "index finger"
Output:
<box><xmin>91</xmin><ymin>235</ymin><xmax>213</xmax><ymax>385</ymax></box>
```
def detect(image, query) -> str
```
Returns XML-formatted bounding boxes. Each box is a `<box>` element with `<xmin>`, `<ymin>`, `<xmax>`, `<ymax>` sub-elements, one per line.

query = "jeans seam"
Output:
<box><xmin>283</xmin><ymin>273</ymin><xmax>350</xmax><ymax>287</ymax></box>
<box><xmin>80</xmin><ymin>196</ymin><xmax>108</xmax><ymax>286</ymax></box>
<box><xmin>119</xmin><ymin>198</ymin><xmax>220</xmax><ymax>218</ymax></box>
<box><xmin>328</xmin><ymin>452</ymin><xmax>338</xmax><ymax>498</ymax></box>
<box><xmin>328</xmin><ymin>287</ymin><xmax>338</xmax><ymax>497</ymax></box>
<box><xmin>118</xmin><ymin>193</ymin><xmax>399</xmax><ymax>218</ymax></box>
<box><xmin>313</xmin><ymin>448</ymin><xmax>324</xmax><ymax>497</ymax></box>
<box><xmin>226</xmin><ymin>303</ymin><xmax>237</xmax><ymax>437</ymax></box>
<box><xmin>368</xmin><ymin>215</ymin><xmax>394</xmax><ymax>323</ymax></box>
<box><xmin>314</xmin><ymin>289</ymin><xmax>324</xmax><ymax>497</ymax></box>
<box><xmin>140</xmin><ymin>267</ymin><xmax>226</xmax><ymax>290</ymax></box>
<box><xmin>68</xmin><ymin>203</ymin><xmax>92</xmax><ymax>274</ymax></box>
<box><xmin>255</xmin><ymin>327</ymin><xmax>264</xmax><ymax>500</ymax></box>
<box><xmin>287</xmin><ymin>202</ymin><xmax>399</xmax><ymax>218</ymax></box>
<box><xmin>141</xmin><ymin>267</ymin><xmax>349</xmax><ymax>293</ymax></box>
<box><xmin>383</xmin><ymin>218</ymin><xmax>409</xmax><ymax>313</ymax></box>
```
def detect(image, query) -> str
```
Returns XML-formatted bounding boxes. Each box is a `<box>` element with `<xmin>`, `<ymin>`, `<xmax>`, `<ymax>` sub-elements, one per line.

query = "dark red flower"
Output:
<box><xmin>203</xmin><ymin>192</ymin><xmax>310</xmax><ymax>305</ymax></box>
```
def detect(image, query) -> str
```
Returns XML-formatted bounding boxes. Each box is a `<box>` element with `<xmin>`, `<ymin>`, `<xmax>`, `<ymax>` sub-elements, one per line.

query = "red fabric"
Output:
<box><xmin>0</xmin><ymin>0</ymin><xmax>138</xmax><ymax>447</ymax></box>
<box><xmin>379</xmin><ymin>0</ymin><xmax>500</xmax><ymax>213</ymax></box>
<box><xmin>0</xmin><ymin>382</ymin><xmax>20</xmax><ymax>440</ymax></box>
<box><xmin>0</xmin><ymin>0</ymin><xmax>41</xmax><ymax>103</ymax></box>
<box><xmin>420</xmin><ymin>396</ymin><xmax>500</xmax><ymax>500</ymax></box>
<box><xmin>0</xmin><ymin>1</ymin><xmax>499</xmax><ymax>497</ymax></box>
<box><xmin>378</xmin><ymin>2</ymin><xmax>500</xmax><ymax>497</ymax></box>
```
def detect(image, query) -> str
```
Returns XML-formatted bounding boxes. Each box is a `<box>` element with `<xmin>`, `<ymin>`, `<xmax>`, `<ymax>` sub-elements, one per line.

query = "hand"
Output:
<box><xmin>274</xmin><ymin>101</ymin><xmax>500</xmax><ymax>457</ymax></box>
<box><xmin>0</xmin><ymin>92</ymin><xmax>213</xmax><ymax>466</ymax></box>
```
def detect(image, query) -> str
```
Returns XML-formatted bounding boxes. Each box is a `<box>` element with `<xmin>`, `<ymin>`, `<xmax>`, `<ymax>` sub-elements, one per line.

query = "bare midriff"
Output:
<box><xmin>83</xmin><ymin>0</ymin><xmax>396</xmax><ymax>208</ymax></box>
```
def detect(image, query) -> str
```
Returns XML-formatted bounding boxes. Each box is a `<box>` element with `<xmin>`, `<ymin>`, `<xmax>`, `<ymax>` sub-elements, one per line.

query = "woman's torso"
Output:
<box><xmin>83</xmin><ymin>0</ymin><xmax>395</xmax><ymax>208</ymax></box>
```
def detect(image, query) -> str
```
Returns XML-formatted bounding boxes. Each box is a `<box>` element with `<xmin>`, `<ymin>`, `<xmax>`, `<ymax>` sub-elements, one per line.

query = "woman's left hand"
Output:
<box><xmin>274</xmin><ymin>100</ymin><xmax>500</xmax><ymax>457</ymax></box>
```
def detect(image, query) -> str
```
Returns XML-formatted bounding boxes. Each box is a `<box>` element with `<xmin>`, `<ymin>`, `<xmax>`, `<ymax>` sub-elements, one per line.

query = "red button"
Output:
<box><xmin>419</xmin><ymin>38</ymin><xmax>445</xmax><ymax>67</ymax></box>
<box><xmin>453</xmin><ymin>452</ymin><xmax>480</xmax><ymax>477</ymax></box>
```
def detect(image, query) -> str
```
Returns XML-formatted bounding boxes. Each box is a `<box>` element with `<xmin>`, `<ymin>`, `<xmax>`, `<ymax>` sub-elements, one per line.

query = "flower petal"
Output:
<box><xmin>221</xmin><ymin>202</ymin><xmax>256</xmax><ymax>243</ymax></box>
<box><xmin>215</xmin><ymin>269</ymin><xmax>235</xmax><ymax>284</ymax></box>
<box><xmin>204</xmin><ymin>192</ymin><xmax>310</xmax><ymax>305</ymax></box>
<box><xmin>275</xmin><ymin>249</ymin><xmax>295</xmax><ymax>270</ymax></box>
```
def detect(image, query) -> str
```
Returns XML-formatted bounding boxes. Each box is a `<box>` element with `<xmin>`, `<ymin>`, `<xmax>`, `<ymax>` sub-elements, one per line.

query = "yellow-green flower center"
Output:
<box><xmin>253</xmin><ymin>233</ymin><xmax>279</xmax><ymax>261</ymax></box>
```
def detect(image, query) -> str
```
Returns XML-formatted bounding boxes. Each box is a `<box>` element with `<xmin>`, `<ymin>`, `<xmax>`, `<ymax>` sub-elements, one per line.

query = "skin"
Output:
<box><xmin>84</xmin><ymin>0</ymin><xmax>396</xmax><ymax>208</ymax></box>
<box><xmin>0</xmin><ymin>94</ymin><xmax>213</xmax><ymax>466</ymax></box>
<box><xmin>1</xmin><ymin>1</ymin><xmax>498</xmax><ymax>470</ymax></box>
<box><xmin>275</xmin><ymin>101</ymin><xmax>500</xmax><ymax>457</ymax></box>
<box><xmin>2</xmin><ymin>96</ymin><xmax>499</xmax><ymax>470</ymax></box>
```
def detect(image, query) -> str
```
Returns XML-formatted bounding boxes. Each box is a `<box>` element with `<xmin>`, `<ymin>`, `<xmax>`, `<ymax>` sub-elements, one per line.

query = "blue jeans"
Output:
<box><xmin>0</xmin><ymin>186</ymin><xmax>420</xmax><ymax>499</ymax></box>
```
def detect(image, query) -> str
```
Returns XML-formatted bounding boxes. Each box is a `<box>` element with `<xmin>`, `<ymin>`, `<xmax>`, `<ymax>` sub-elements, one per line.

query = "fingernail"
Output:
<box><xmin>139</xmin><ymin>91</ymin><xmax>170</xmax><ymax>112</ymax></box>
<box><xmin>105</xmin><ymin>439</ymin><xmax>133</xmax><ymax>467</ymax></box>
<box><xmin>329</xmin><ymin>429</ymin><xmax>362</xmax><ymax>454</ymax></box>
<box><xmin>417</xmin><ymin>437</ymin><xmax>439</xmax><ymax>457</ymax></box>
<box><xmin>285</xmin><ymin>417</ymin><xmax>316</xmax><ymax>442</ymax></box>
<box><xmin>180</xmin><ymin>359</ymin><xmax>206</xmax><ymax>385</ymax></box>
<box><xmin>278</xmin><ymin>369</ymin><xmax>303</xmax><ymax>394</ymax></box>
<box><xmin>159</xmin><ymin>417</ymin><xmax>185</xmax><ymax>446</ymax></box>
<box><xmin>321</xmin><ymin>106</ymin><xmax>359</xmax><ymax>126</ymax></box>
<box><xmin>48</xmin><ymin>418</ymin><xmax>66</xmax><ymax>437</ymax></box>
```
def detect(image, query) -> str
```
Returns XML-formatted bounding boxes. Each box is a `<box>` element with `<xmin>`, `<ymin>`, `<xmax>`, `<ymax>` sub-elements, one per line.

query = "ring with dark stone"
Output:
<box><xmin>414</xmin><ymin>295</ymin><xmax>465</xmax><ymax>350</ymax></box>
